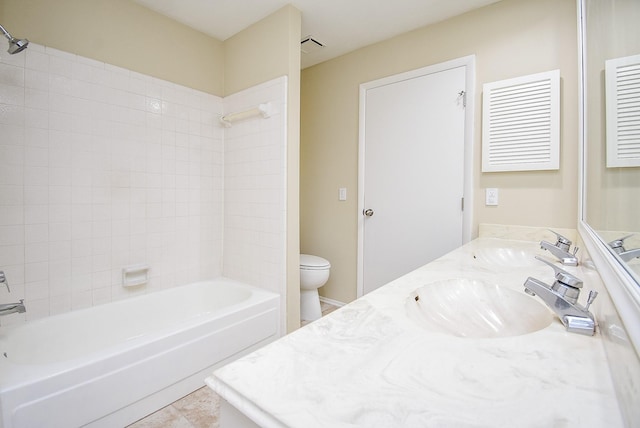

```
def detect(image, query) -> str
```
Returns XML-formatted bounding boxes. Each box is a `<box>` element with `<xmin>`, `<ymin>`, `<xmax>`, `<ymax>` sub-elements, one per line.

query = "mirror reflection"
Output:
<box><xmin>583</xmin><ymin>0</ymin><xmax>640</xmax><ymax>280</ymax></box>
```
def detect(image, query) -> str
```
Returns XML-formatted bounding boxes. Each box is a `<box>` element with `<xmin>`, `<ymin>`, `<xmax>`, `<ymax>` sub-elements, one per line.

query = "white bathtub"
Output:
<box><xmin>0</xmin><ymin>278</ymin><xmax>280</xmax><ymax>428</ymax></box>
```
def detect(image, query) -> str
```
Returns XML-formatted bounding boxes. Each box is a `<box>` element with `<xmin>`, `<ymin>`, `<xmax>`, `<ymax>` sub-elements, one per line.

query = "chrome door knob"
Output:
<box><xmin>363</xmin><ymin>209</ymin><xmax>374</xmax><ymax>217</ymax></box>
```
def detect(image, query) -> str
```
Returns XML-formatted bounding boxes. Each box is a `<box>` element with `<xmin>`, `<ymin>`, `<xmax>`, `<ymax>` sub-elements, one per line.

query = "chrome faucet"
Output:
<box><xmin>540</xmin><ymin>230</ymin><xmax>579</xmax><ymax>266</ymax></box>
<box><xmin>608</xmin><ymin>234</ymin><xmax>640</xmax><ymax>262</ymax></box>
<box><xmin>523</xmin><ymin>256</ymin><xmax>598</xmax><ymax>336</ymax></box>
<box><xmin>0</xmin><ymin>299</ymin><xmax>26</xmax><ymax>316</ymax></box>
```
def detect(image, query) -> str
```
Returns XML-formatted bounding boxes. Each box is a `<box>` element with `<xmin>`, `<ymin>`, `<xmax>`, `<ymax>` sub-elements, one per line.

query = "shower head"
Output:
<box><xmin>0</xmin><ymin>23</ymin><xmax>29</xmax><ymax>54</ymax></box>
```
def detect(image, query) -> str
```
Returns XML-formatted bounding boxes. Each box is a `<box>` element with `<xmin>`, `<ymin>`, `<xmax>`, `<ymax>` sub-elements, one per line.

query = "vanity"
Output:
<box><xmin>205</xmin><ymin>227</ymin><xmax>624</xmax><ymax>427</ymax></box>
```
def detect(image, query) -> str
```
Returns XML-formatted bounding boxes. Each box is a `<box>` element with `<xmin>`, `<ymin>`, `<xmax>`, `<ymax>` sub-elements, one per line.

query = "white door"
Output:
<box><xmin>358</xmin><ymin>59</ymin><xmax>472</xmax><ymax>296</ymax></box>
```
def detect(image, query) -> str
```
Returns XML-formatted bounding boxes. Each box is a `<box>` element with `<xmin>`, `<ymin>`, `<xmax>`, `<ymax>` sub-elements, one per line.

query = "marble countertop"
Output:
<box><xmin>206</xmin><ymin>237</ymin><xmax>622</xmax><ymax>427</ymax></box>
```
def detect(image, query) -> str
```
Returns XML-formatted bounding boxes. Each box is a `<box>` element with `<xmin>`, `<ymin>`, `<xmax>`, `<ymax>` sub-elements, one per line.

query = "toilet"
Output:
<box><xmin>300</xmin><ymin>254</ymin><xmax>331</xmax><ymax>321</ymax></box>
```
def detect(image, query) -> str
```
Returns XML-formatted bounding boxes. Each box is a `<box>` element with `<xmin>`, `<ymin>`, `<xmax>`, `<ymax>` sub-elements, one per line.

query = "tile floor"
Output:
<box><xmin>128</xmin><ymin>301</ymin><xmax>340</xmax><ymax>427</ymax></box>
<box><xmin>128</xmin><ymin>386</ymin><xmax>220</xmax><ymax>428</ymax></box>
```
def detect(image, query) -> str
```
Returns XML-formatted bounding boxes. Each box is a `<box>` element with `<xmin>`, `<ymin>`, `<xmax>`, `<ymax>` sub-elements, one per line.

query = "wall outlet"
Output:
<box><xmin>486</xmin><ymin>188</ymin><xmax>499</xmax><ymax>206</ymax></box>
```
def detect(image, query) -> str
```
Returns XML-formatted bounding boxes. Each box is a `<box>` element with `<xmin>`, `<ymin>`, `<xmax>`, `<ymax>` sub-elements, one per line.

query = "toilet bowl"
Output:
<box><xmin>300</xmin><ymin>254</ymin><xmax>331</xmax><ymax>321</ymax></box>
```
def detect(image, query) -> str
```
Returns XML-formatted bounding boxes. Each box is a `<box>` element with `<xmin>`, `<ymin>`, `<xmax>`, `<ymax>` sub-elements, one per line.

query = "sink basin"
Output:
<box><xmin>472</xmin><ymin>245</ymin><xmax>539</xmax><ymax>268</ymax></box>
<box><xmin>406</xmin><ymin>279</ymin><xmax>553</xmax><ymax>338</ymax></box>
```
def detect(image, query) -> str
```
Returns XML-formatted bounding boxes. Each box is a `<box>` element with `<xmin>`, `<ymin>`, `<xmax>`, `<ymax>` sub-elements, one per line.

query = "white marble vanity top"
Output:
<box><xmin>206</xmin><ymin>237</ymin><xmax>622</xmax><ymax>427</ymax></box>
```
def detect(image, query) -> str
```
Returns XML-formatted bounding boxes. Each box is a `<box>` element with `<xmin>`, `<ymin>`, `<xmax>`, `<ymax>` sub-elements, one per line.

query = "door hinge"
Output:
<box><xmin>461</xmin><ymin>197</ymin><xmax>464</xmax><ymax>211</ymax></box>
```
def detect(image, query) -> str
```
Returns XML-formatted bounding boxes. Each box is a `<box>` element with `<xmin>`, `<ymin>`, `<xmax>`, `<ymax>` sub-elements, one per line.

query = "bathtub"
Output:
<box><xmin>0</xmin><ymin>278</ymin><xmax>280</xmax><ymax>428</ymax></box>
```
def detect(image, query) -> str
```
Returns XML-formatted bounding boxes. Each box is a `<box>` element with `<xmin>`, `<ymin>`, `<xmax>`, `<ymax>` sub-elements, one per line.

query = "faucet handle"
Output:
<box><xmin>584</xmin><ymin>290</ymin><xmax>598</xmax><ymax>311</ymax></box>
<box><xmin>0</xmin><ymin>271</ymin><xmax>8</xmax><ymax>293</ymax></box>
<box><xmin>547</xmin><ymin>229</ymin><xmax>572</xmax><ymax>251</ymax></box>
<box><xmin>535</xmin><ymin>256</ymin><xmax>583</xmax><ymax>288</ymax></box>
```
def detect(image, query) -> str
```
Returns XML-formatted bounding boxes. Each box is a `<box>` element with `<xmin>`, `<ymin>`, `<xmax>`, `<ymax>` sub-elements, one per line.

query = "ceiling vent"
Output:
<box><xmin>301</xmin><ymin>36</ymin><xmax>324</xmax><ymax>54</ymax></box>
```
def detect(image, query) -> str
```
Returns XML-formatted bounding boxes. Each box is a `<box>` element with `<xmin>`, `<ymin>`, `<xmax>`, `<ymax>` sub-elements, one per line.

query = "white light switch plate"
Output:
<box><xmin>486</xmin><ymin>188</ymin><xmax>499</xmax><ymax>206</ymax></box>
<box><xmin>339</xmin><ymin>187</ymin><xmax>347</xmax><ymax>201</ymax></box>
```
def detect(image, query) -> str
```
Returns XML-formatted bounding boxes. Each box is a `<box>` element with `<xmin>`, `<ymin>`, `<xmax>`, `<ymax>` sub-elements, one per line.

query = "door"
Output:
<box><xmin>358</xmin><ymin>60</ymin><xmax>471</xmax><ymax>296</ymax></box>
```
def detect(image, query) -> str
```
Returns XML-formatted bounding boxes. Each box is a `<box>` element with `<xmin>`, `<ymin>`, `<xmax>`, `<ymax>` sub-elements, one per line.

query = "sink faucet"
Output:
<box><xmin>540</xmin><ymin>229</ymin><xmax>579</xmax><ymax>266</ymax></box>
<box><xmin>608</xmin><ymin>234</ymin><xmax>640</xmax><ymax>262</ymax></box>
<box><xmin>523</xmin><ymin>256</ymin><xmax>598</xmax><ymax>336</ymax></box>
<box><xmin>0</xmin><ymin>299</ymin><xmax>26</xmax><ymax>316</ymax></box>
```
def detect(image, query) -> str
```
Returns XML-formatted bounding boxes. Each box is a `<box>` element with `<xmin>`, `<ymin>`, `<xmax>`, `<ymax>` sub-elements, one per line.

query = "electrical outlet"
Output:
<box><xmin>486</xmin><ymin>188</ymin><xmax>499</xmax><ymax>206</ymax></box>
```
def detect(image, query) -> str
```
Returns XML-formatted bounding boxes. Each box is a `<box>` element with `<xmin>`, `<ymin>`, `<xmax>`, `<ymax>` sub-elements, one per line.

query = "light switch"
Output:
<box><xmin>339</xmin><ymin>187</ymin><xmax>347</xmax><ymax>201</ymax></box>
<box><xmin>486</xmin><ymin>188</ymin><xmax>499</xmax><ymax>206</ymax></box>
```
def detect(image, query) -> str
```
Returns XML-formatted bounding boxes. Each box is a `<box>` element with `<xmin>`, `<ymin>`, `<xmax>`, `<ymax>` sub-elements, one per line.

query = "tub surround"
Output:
<box><xmin>0</xmin><ymin>43</ymin><xmax>287</xmax><ymax>329</ymax></box>
<box><xmin>206</xmin><ymin>229</ymin><xmax>623</xmax><ymax>427</ymax></box>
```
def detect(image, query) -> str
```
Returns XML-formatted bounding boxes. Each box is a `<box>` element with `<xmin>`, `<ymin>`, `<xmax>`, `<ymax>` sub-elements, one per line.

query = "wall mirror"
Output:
<box><xmin>581</xmin><ymin>0</ymin><xmax>640</xmax><ymax>285</ymax></box>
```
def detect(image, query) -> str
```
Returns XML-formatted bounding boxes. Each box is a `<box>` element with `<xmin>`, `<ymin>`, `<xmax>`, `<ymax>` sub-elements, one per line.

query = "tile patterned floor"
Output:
<box><xmin>129</xmin><ymin>301</ymin><xmax>340</xmax><ymax>427</ymax></box>
<box><xmin>128</xmin><ymin>387</ymin><xmax>220</xmax><ymax>428</ymax></box>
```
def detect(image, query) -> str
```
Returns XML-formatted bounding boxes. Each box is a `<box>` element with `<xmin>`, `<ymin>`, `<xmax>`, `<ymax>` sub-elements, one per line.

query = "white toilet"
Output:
<box><xmin>300</xmin><ymin>254</ymin><xmax>331</xmax><ymax>321</ymax></box>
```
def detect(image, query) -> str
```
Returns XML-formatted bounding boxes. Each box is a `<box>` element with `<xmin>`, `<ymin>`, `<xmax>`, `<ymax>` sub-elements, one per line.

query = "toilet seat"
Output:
<box><xmin>300</xmin><ymin>254</ymin><xmax>330</xmax><ymax>270</ymax></box>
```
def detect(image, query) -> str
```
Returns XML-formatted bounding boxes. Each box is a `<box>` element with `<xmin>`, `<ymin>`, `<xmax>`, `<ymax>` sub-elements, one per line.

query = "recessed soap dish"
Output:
<box><xmin>122</xmin><ymin>264</ymin><xmax>150</xmax><ymax>287</ymax></box>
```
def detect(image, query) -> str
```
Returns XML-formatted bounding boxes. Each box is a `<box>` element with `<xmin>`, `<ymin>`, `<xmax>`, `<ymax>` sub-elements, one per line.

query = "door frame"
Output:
<box><xmin>356</xmin><ymin>55</ymin><xmax>476</xmax><ymax>298</ymax></box>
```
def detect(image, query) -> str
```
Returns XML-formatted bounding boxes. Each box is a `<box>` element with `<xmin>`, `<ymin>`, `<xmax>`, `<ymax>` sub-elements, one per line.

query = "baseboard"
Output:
<box><xmin>319</xmin><ymin>296</ymin><xmax>346</xmax><ymax>307</ymax></box>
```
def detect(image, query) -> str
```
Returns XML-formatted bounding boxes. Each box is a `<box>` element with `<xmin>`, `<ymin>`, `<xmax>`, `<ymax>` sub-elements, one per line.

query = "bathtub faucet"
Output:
<box><xmin>0</xmin><ymin>299</ymin><xmax>26</xmax><ymax>316</ymax></box>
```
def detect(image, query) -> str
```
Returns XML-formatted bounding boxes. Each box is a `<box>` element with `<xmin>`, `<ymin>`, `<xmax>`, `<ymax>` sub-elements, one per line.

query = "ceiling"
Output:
<box><xmin>133</xmin><ymin>0</ymin><xmax>500</xmax><ymax>69</ymax></box>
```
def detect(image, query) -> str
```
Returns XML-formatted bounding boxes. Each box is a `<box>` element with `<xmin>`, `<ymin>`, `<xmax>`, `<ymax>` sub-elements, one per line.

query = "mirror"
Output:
<box><xmin>582</xmin><ymin>0</ymin><xmax>640</xmax><ymax>283</ymax></box>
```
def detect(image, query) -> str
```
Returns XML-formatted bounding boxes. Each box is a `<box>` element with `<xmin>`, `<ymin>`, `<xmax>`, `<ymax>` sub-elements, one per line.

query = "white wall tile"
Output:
<box><xmin>1</xmin><ymin>44</ymin><xmax>288</xmax><ymax>326</ymax></box>
<box><xmin>25</xmin><ymin>261</ymin><xmax>48</xmax><ymax>283</ymax></box>
<box><xmin>0</xmin><ymin>63</ymin><xmax>24</xmax><ymax>86</ymax></box>
<box><xmin>24</xmin><ymin>204</ymin><xmax>48</xmax><ymax>224</ymax></box>
<box><xmin>25</xmin><ymin>87</ymin><xmax>49</xmax><ymax>109</ymax></box>
<box><xmin>49</xmin><ymin>258</ymin><xmax>71</xmax><ymax>279</ymax></box>
<box><xmin>25</xmin><ymin>48</ymin><xmax>49</xmax><ymax>71</ymax></box>
<box><xmin>49</xmin><ymin>240</ymin><xmax>71</xmax><ymax>261</ymax></box>
<box><xmin>0</xmin><ymin>82</ymin><xmax>25</xmax><ymax>105</ymax></box>
<box><xmin>25</xmin><ymin>223</ymin><xmax>47</xmax><ymax>243</ymax></box>
<box><xmin>222</xmin><ymin>76</ymin><xmax>287</xmax><ymax>299</ymax></box>
<box><xmin>0</xmin><ymin>205</ymin><xmax>23</xmax><ymax>226</ymax></box>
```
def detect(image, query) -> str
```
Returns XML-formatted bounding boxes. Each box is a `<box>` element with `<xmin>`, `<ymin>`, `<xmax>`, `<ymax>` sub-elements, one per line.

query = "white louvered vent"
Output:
<box><xmin>605</xmin><ymin>54</ymin><xmax>640</xmax><ymax>168</ymax></box>
<box><xmin>482</xmin><ymin>70</ymin><xmax>560</xmax><ymax>172</ymax></box>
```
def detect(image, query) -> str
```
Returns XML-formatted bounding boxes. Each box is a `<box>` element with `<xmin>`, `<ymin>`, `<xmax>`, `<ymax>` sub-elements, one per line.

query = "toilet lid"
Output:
<box><xmin>300</xmin><ymin>254</ymin><xmax>331</xmax><ymax>270</ymax></box>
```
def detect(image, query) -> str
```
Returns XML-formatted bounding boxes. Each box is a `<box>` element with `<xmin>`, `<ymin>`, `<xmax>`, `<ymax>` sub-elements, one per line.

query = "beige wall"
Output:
<box><xmin>300</xmin><ymin>0</ymin><xmax>579</xmax><ymax>304</ymax></box>
<box><xmin>0</xmin><ymin>0</ymin><xmax>224</xmax><ymax>95</ymax></box>
<box><xmin>224</xmin><ymin>5</ymin><xmax>302</xmax><ymax>332</ymax></box>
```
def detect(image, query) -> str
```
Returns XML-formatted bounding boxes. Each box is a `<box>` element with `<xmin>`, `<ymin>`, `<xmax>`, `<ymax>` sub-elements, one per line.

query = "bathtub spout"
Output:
<box><xmin>0</xmin><ymin>299</ymin><xmax>25</xmax><ymax>316</ymax></box>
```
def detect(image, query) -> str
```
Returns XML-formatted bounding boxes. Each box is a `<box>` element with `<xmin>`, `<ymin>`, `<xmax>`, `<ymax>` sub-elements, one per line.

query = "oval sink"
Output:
<box><xmin>406</xmin><ymin>279</ymin><xmax>553</xmax><ymax>338</ymax></box>
<box><xmin>472</xmin><ymin>246</ymin><xmax>538</xmax><ymax>268</ymax></box>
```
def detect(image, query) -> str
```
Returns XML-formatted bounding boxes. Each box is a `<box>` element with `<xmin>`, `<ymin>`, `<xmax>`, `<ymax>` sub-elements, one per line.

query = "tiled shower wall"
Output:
<box><xmin>0</xmin><ymin>44</ymin><xmax>230</xmax><ymax>323</ymax></box>
<box><xmin>223</xmin><ymin>77</ymin><xmax>287</xmax><ymax>312</ymax></box>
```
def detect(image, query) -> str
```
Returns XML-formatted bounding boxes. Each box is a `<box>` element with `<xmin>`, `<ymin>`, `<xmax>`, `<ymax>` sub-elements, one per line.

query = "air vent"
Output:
<box><xmin>605</xmin><ymin>54</ymin><xmax>640</xmax><ymax>168</ymax></box>
<box><xmin>301</xmin><ymin>36</ymin><xmax>324</xmax><ymax>54</ymax></box>
<box><xmin>482</xmin><ymin>70</ymin><xmax>560</xmax><ymax>172</ymax></box>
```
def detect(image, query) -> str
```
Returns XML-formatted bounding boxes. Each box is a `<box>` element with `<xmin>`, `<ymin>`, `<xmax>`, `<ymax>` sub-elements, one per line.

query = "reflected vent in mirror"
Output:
<box><xmin>605</xmin><ymin>54</ymin><xmax>640</xmax><ymax>168</ymax></box>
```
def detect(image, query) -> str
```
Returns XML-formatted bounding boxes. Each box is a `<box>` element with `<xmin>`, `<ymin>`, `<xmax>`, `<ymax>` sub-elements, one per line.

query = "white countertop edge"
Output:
<box><xmin>205</xmin><ymin>375</ymin><xmax>287</xmax><ymax>428</ymax></box>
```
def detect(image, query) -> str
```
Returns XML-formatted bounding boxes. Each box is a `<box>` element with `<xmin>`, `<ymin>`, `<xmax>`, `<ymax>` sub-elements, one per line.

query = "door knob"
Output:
<box><xmin>363</xmin><ymin>209</ymin><xmax>374</xmax><ymax>217</ymax></box>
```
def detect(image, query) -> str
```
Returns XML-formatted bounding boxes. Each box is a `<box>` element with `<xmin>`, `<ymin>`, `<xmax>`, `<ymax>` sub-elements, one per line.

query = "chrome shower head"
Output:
<box><xmin>0</xmin><ymin>23</ymin><xmax>29</xmax><ymax>54</ymax></box>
